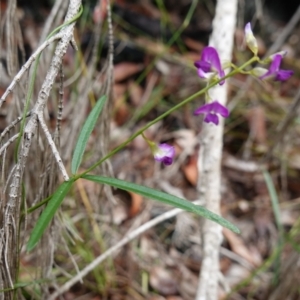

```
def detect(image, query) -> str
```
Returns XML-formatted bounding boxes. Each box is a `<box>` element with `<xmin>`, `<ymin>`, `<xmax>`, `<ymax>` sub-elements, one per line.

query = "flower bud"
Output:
<box><xmin>245</xmin><ymin>23</ymin><xmax>258</xmax><ymax>56</ymax></box>
<box><xmin>250</xmin><ymin>67</ymin><xmax>268</xmax><ymax>78</ymax></box>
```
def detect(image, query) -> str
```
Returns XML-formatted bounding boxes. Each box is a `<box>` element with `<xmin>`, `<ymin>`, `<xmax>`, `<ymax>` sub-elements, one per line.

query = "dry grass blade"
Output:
<box><xmin>0</xmin><ymin>1</ymin><xmax>82</xmax><ymax>298</ymax></box>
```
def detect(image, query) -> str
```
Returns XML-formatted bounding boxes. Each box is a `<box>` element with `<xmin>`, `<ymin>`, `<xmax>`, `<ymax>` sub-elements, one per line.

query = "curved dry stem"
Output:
<box><xmin>0</xmin><ymin>33</ymin><xmax>63</xmax><ymax>107</ymax></box>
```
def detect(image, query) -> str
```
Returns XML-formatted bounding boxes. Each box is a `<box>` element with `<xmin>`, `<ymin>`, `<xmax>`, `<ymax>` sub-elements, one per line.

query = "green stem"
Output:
<box><xmin>25</xmin><ymin>56</ymin><xmax>259</xmax><ymax>213</ymax></box>
<box><xmin>75</xmin><ymin>56</ymin><xmax>259</xmax><ymax>179</ymax></box>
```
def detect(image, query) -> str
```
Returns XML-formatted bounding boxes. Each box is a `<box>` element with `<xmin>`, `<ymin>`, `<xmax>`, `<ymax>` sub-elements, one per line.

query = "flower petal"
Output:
<box><xmin>197</xmin><ymin>68</ymin><xmax>210</xmax><ymax>79</ymax></box>
<box><xmin>275</xmin><ymin>70</ymin><xmax>294</xmax><ymax>81</ymax></box>
<box><xmin>260</xmin><ymin>54</ymin><xmax>293</xmax><ymax>82</ymax></box>
<box><xmin>202</xmin><ymin>47</ymin><xmax>224</xmax><ymax>81</ymax></box>
<box><xmin>162</xmin><ymin>157</ymin><xmax>173</xmax><ymax>165</ymax></box>
<box><xmin>194</xmin><ymin>102</ymin><xmax>214</xmax><ymax>115</ymax></box>
<box><xmin>211</xmin><ymin>101</ymin><xmax>229</xmax><ymax>118</ymax></box>
<box><xmin>268</xmin><ymin>54</ymin><xmax>282</xmax><ymax>72</ymax></box>
<box><xmin>194</xmin><ymin>60</ymin><xmax>211</xmax><ymax>72</ymax></box>
<box><xmin>159</xmin><ymin>143</ymin><xmax>175</xmax><ymax>157</ymax></box>
<box><xmin>268</xmin><ymin>51</ymin><xmax>287</xmax><ymax>62</ymax></box>
<box><xmin>194</xmin><ymin>47</ymin><xmax>225</xmax><ymax>84</ymax></box>
<box><xmin>204</xmin><ymin>113</ymin><xmax>219</xmax><ymax>125</ymax></box>
<box><xmin>153</xmin><ymin>143</ymin><xmax>175</xmax><ymax>166</ymax></box>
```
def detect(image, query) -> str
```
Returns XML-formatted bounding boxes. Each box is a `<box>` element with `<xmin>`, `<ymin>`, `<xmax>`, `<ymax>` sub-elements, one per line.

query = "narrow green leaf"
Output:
<box><xmin>71</xmin><ymin>95</ymin><xmax>107</xmax><ymax>174</ymax></box>
<box><xmin>83</xmin><ymin>175</ymin><xmax>240</xmax><ymax>234</ymax></box>
<box><xmin>27</xmin><ymin>180</ymin><xmax>73</xmax><ymax>252</ymax></box>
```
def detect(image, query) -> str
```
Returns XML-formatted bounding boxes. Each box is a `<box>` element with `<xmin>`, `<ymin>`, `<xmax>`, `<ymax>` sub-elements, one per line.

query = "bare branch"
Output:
<box><xmin>0</xmin><ymin>111</ymin><xmax>31</xmax><ymax>143</ymax></box>
<box><xmin>196</xmin><ymin>1</ymin><xmax>238</xmax><ymax>299</ymax></box>
<box><xmin>0</xmin><ymin>33</ymin><xmax>63</xmax><ymax>107</ymax></box>
<box><xmin>37</xmin><ymin>113</ymin><xmax>69</xmax><ymax>181</ymax></box>
<box><xmin>0</xmin><ymin>0</ymin><xmax>82</xmax><ymax>294</ymax></box>
<box><xmin>0</xmin><ymin>134</ymin><xmax>18</xmax><ymax>156</ymax></box>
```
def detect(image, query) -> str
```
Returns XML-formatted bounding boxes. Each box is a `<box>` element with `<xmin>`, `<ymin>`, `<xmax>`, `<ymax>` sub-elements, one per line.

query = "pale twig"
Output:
<box><xmin>5</xmin><ymin>0</ymin><xmax>17</xmax><ymax>76</ymax></box>
<box><xmin>0</xmin><ymin>1</ymin><xmax>82</xmax><ymax>293</ymax></box>
<box><xmin>0</xmin><ymin>111</ymin><xmax>32</xmax><ymax>143</ymax></box>
<box><xmin>0</xmin><ymin>33</ymin><xmax>63</xmax><ymax>107</ymax></box>
<box><xmin>1</xmin><ymin>165</ymin><xmax>17</xmax><ymax>204</ymax></box>
<box><xmin>54</xmin><ymin>65</ymin><xmax>64</xmax><ymax>145</ymax></box>
<box><xmin>37</xmin><ymin>113</ymin><xmax>69</xmax><ymax>181</ymax></box>
<box><xmin>0</xmin><ymin>134</ymin><xmax>19</xmax><ymax>156</ymax></box>
<box><xmin>196</xmin><ymin>1</ymin><xmax>238</xmax><ymax>299</ymax></box>
<box><xmin>4</xmin><ymin>217</ymin><xmax>14</xmax><ymax>288</ymax></box>
<box><xmin>220</xmin><ymin>247</ymin><xmax>253</xmax><ymax>271</ymax></box>
<box><xmin>49</xmin><ymin>199</ymin><xmax>203</xmax><ymax>300</ymax></box>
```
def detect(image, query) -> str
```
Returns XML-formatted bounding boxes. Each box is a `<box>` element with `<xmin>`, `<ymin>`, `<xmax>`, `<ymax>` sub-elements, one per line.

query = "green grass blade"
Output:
<box><xmin>262</xmin><ymin>169</ymin><xmax>284</xmax><ymax>284</ymax></box>
<box><xmin>71</xmin><ymin>95</ymin><xmax>107</xmax><ymax>174</ymax></box>
<box><xmin>27</xmin><ymin>180</ymin><xmax>73</xmax><ymax>252</ymax></box>
<box><xmin>82</xmin><ymin>175</ymin><xmax>240</xmax><ymax>234</ymax></box>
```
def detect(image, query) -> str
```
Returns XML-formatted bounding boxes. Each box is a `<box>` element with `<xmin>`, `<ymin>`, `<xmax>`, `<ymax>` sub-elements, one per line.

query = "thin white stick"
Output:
<box><xmin>0</xmin><ymin>1</ymin><xmax>82</xmax><ymax>294</ymax></box>
<box><xmin>195</xmin><ymin>1</ymin><xmax>238</xmax><ymax>299</ymax></box>
<box><xmin>0</xmin><ymin>134</ymin><xmax>18</xmax><ymax>156</ymax></box>
<box><xmin>0</xmin><ymin>111</ymin><xmax>31</xmax><ymax>142</ymax></box>
<box><xmin>49</xmin><ymin>200</ymin><xmax>203</xmax><ymax>300</ymax></box>
<box><xmin>0</xmin><ymin>33</ymin><xmax>62</xmax><ymax>107</ymax></box>
<box><xmin>38</xmin><ymin>113</ymin><xmax>69</xmax><ymax>181</ymax></box>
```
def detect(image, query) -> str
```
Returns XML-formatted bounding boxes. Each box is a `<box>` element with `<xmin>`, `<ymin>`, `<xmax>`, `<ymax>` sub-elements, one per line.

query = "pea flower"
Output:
<box><xmin>194</xmin><ymin>101</ymin><xmax>229</xmax><ymax>125</ymax></box>
<box><xmin>152</xmin><ymin>143</ymin><xmax>175</xmax><ymax>166</ymax></box>
<box><xmin>259</xmin><ymin>54</ymin><xmax>294</xmax><ymax>81</ymax></box>
<box><xmin>245</xmin><ymin>23</ymin><xmax>258</xmax><ymax>56</ymax></box>
<box><xmin>194</xmin><ymin>47</ymin><xmax>225</xmax><ymax>85</ymax></box>
<box><xmin>265</xmin><ymin>50</ymin><xmax>287</xmax><ymax>63</ymax></box>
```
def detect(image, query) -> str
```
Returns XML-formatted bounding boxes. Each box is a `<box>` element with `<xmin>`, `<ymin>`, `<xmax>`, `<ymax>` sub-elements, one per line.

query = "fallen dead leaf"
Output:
<box><xmin>114</xmin><ymin>62</ymin><xmax>144</xmax><ymax>82</ymax></box>
<box><xmin>128</xmin><ymin>191</ymin><xmax>143</xmax><ymax>217</ymax></box>
<box><xmin>182</xmin><ymin>155</ymin><xmax>198</xmax><ymax>186</ymax></box>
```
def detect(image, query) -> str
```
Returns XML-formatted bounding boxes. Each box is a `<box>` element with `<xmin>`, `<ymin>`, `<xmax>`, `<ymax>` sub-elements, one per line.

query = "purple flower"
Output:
<box><xmin>259</xmin><ymin>54</ymin><xmax>294</xmax><ymax>82</ymax></box>
<box><xmin>194</xmin><ymin>101</ymin><xmax>229</xmax><ymax>125</ymax></box>
<box><xmin>194</xmin><ymin>47</ymin><xmax>225</xmax><ymax>85</ymax></box>
<box><xmin>153</xmin><ymin>143</ymin><xmax>175</xmax><ymax>166</ymax></box>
